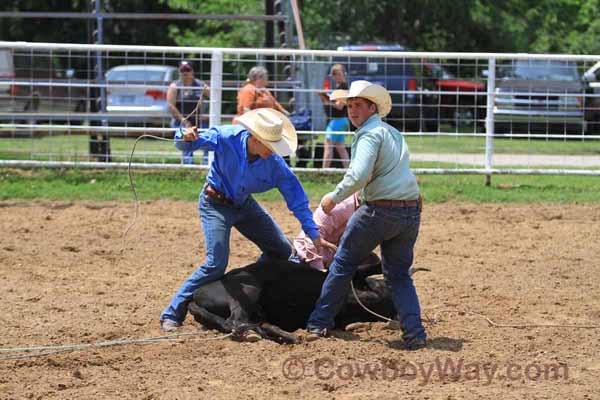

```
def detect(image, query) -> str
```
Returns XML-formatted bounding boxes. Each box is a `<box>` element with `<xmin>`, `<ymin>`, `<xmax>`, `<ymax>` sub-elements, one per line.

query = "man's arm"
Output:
<box><xmin>202</xmin><ymin>84</ymin><xmax>210</xmax><ymax>99</ymax></box>
<box><xmin>174</xmin><ymin>125</ymin><xmax>220</xmax><ymax>153</ymax></box>
<box><xmin>331</xmin><ymin>133</ymin><xmax>380</xmax><ymax>203</ymax></box>
<box><xmin>274</xmin><ymin>160</ymin><xmax>323</xmax><ymax>254</ymax></box>
<box><xmin>167</xmin><ymin>83</ymin><xmax>190</xmax><ymax>127</ymax></box>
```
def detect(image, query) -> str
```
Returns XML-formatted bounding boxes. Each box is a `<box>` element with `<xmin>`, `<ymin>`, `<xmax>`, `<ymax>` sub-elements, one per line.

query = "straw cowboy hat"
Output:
<box><xmin>237</xmin><ymin>108</ymin><xmax>298</xmax><ymax>157</ymax></box>
<box><xmin>329</xmin><ymin>80</ymin><xmax>392</xmax><ymax>117</ymax></box>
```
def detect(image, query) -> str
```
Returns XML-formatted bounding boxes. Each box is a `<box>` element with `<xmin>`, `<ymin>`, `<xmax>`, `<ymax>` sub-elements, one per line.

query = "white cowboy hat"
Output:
<box><xmin>329</xmin><ymin>80</ymin><xmax>392</xmax><ymax>117</ymax></box>
<box><xmin>236</xmin><ymin>108</ymin><xmax>298</xmax><ymax>157</ymax></box>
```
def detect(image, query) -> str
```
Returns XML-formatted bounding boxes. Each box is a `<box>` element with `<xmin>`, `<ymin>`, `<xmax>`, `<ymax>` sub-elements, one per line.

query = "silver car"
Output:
<box><xmin>493</xmin><ymin>60</ymin><xmax>585</xmax><ymax>134</ymax></box>
<box><xmin>105</xmin><ymin>65</ymin><xmax>178</xmax><ymax>125</ymax></box>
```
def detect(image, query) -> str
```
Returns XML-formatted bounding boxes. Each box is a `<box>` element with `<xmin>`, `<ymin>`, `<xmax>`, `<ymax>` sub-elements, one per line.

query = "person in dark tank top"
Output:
<box><xmin>167</xmin><ymin>60</ymin><xmax>210</xmax><ymax>164</ymax></box>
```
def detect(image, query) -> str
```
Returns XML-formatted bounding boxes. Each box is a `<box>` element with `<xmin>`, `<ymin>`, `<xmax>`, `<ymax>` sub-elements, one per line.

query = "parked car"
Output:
<box><xmin>492</xmin><ymin>59</ymin><xmax>585</xmax><ymax>135</ymax></box>
<box><xmin>421</xmin><ymin>61</ymin><xmax>486</xmax><ymax>127</ymax></box>
<box><xmin>105</xmin><ymin>64</ymin><xmax>178</xmax><ymax>126</ymax></box>
<box><xmin>0</xmin><ymin>49</ymin><xmax>91</xmax><ymax>130</ymax></box>
<box><xmin>328</xmin><ymin>44</ymin><xmax>439</xmax><ymax>132</ymax></box>
<box><xmin>582</xmin><ymin>61</ymin><xmax>600</xmax><ymax>133</ymax></box>
<box><xmin>0</xmin><ymin>49</ymin><xmax>16</xmax><ymax>106</ymax></box>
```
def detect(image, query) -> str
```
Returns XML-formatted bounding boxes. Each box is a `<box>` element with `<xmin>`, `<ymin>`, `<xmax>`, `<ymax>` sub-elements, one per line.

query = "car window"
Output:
<box><xmin>106</xmin><ymin>69</ymin><xmax>167</xmax><ymax>82</ymax></box>
<box><xmin>334</xmin><ymin>56</ymin><xmax>414</xmax><ymax>76</ymax></box>
<box><xmin>0</xmin><ymin>50</ymin><xmax>14</xmax><ymax>77</ymax></box>
<box><xmin>421</xmin><ymin>62</ymin><xmax>455</xmax><ymax>79</ymax></box>
<box><xmin>499</xmin><ymin>60</ymin><xmax>579</xmax><ymax>81</ymax></box>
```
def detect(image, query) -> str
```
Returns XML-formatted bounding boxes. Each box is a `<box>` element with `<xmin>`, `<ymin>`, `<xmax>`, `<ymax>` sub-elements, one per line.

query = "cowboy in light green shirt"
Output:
<box><xmin>307</xmin><ymin>80</ymin><xmax>427</xmax><ymax>350</ymax></box>
<box><xmin>322</xmin><ymin>81</ymin><xmax>420</xmax><ymax>211</ymax></box>
<box><xmin>330</xmin><ymin>112</ymin><xmax>419</xmax><ymax>205</ymax></box>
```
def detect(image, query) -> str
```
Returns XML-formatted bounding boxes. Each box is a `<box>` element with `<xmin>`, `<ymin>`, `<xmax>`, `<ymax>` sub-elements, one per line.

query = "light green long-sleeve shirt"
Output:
<box><xmin>331</xmin><ymin>113</ymin><xmax>420</xmax><ymax>204</ymax></box>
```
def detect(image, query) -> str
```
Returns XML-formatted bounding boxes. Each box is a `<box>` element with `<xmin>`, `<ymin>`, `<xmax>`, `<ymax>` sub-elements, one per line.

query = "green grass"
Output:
<box><xmin>1</xmin><ymin>168</ymin><xmax>599</xmax><ymax>204</ymax></box>
<box><xmin>0</xmin><ymin>134</ymin><xmax>181</xmax><ymax>163</ymax></box>
<box><xmin>1</xmin><ymin>133</ymin><xmax>600</xmax><ymax>165</ymax></box>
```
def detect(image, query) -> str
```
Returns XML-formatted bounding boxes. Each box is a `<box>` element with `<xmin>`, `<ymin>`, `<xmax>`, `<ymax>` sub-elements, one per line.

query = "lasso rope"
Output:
<box><xmin>120</xmin><ymin>95</ymin><xmax>204</xmax><ymax>253</ymax></box>
<box><xmin>0</xmin><ymin>331</ymin><xmax>233</xmax><ymax>361</ymax></box>
<box><xmin>350</xmin><ymin>280</ymin><xmax>600</xmax><ymax>331</ymax></box>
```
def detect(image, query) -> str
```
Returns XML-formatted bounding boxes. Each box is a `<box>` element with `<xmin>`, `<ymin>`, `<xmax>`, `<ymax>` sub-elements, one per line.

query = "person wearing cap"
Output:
<box><xmin>234</xmin><ymin>66</ymin><xmax>289</xmax><ymax>123</ymax></box>
<box><xmin>160</xmin><ymin>108</ymin><xmax>324</xmax><ymax>331</ymax></box>
<box><xmin>167</xmin><ymin>61</ymin><xmax>210</xmax><ymax>164</ymax></box>
<box><xmin>305</xmin><ymin>80</ymin><xmax>427</xmax><ymax>350</ymax></box>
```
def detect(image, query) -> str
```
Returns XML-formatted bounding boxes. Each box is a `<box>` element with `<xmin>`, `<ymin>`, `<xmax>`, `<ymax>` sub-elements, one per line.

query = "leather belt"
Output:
<box><xmin>204</xmin><ymin>184</ymin><xmax>234</xmax><ymax>206</ymax></box>
<box><xmin>368</xmin><ymin>199</ymin><xmax>418</xmax><ymax>207</ymax></box>
<box><xmin>367</xmin><ymin>196</ymin><xmax>422</xmax><ymax>211</ymax></box>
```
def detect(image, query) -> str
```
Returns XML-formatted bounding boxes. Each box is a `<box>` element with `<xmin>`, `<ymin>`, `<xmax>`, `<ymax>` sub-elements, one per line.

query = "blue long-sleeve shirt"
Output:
<box><xmin>175</xmin><ymin>125</ymin><xmax>320</xmax><ymax>240</ymax></box>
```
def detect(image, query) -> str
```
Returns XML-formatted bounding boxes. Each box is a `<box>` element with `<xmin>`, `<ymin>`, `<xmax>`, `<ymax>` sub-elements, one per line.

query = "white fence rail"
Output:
<box><xmin>1</xmin><ymin>41</ymin><xmax>600</xmax><ymax>175</ymax></box>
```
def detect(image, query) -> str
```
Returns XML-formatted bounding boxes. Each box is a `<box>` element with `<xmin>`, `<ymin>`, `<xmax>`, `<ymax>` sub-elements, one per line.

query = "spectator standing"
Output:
<box><xmin>321</xmin><ymin>64</ymin><xmax>350</xmax><ymax>168</ymax></box>
<box><xmin>167</xmin><ymin>60</ymin><xmax>209</xmax><ymax>164</ymax></box>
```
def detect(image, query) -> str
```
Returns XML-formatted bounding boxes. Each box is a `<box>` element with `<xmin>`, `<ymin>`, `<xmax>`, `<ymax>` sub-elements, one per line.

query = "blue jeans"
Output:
<box><xmin>307</xmin><ymin>203</ymin><xmax>426</xmax><ymax>341</ymax></box>
<box><xmin>160</xmin><ymin>192</ymin><xmax>292</xmax><ymax>323</ymax></box>
<box><xmin>171</xmin><ymin>120</ymin><xmax>195</xmax><ymax>165</ymax></box>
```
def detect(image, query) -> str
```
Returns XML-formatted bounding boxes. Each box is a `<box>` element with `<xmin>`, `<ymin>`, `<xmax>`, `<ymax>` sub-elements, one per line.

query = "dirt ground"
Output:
<box><xmin>1</xmin><ymin>199</ymin><xmax>599</xmax><ymax>399</ymax></box>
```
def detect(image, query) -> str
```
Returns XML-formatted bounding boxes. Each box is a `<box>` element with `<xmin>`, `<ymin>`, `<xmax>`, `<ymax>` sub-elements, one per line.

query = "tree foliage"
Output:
<box><xmin>0</xmin><ymin>0</ymin><xmax>181</xmax><ymax>46</ymax></box>
<box><xmin>301</xmin><ymin>0</ymin><xmax>600</xmax><ymax>54</ymax></box>
<box><xmin>162</xmin><ymin>0</ymin><xmax>264</xmax><ymax>48</ymax></box>
<box><xmin>2</xmin><ymin>0</ymin><xmax>600</xmax><ymax>54</ymax></box>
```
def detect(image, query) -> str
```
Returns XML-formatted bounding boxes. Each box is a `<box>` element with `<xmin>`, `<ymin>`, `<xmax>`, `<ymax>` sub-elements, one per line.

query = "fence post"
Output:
<box><xmin>208</xmin><ymin>50</ymin><xmax>223</xmax><ymax>165</ymax></box>
<box><xmin>484</xmin><ymin>57</ymin><xmax>496</xmax><ymax>186</ymax></box>
<box><xmin>90</xmin><ymin>0</ymin><xmax>111</xmax><ymax>162</ymax></box>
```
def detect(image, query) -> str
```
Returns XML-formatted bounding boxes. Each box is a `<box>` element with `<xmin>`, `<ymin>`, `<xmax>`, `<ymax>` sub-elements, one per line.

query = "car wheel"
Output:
<box><xmin>494</xmin><ymin>122</ymin><xmax>510</xmax><ymax>135</ymax></box>
<box><xmin>585</xmin><ymin>117</ymin><xmax>600</xmax><ymax>134</ymax></box>
<box><xmin>423</xmin><ymin>116</ymin><xmax>439</xmax><ymax>132</ymax></box>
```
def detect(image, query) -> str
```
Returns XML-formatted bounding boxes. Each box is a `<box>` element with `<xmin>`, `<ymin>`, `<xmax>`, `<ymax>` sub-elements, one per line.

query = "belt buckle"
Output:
<box><xmin>207</xmin><ymin>185</ymin><xmax>232</xmax><ymax>206</ymax></box>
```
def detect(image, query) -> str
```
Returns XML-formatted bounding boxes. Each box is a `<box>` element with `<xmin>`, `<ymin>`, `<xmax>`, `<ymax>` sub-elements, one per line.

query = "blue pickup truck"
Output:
<box><xmin>328</xmin><ymin>44</ymin><xmax>439</xmax><ymax>132</ymax></box>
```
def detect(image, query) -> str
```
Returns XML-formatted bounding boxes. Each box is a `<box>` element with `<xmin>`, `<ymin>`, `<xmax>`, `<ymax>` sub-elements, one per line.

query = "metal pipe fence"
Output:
<box><xmin>1</xmin><ymin>41</ymin><xmax>600</xmax><ymax>175</ymax></box>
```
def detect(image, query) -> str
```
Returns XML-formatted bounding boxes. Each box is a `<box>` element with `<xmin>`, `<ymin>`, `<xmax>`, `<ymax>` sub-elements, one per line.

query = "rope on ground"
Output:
<box><xmin>430</xmin><ymin>308</ymin><xmax>600</xmax><ymax>329</ymax></box>
<box><xmin>350</xmin><ymin>281</ymin><xmax>600</xmax><ymax>330</ymax></box>
<box><xmin>0</xmin><ymin>331</ymin><xmax>233</xmax><ymax>361</ymax></box>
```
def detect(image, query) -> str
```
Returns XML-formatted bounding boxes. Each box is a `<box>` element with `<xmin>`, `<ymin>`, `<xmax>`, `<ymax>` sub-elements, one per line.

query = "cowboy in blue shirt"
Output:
<box><xmin>160</xmin><ymin>108</ymin><xmax>324</xmax><ymax>331</ymax></box>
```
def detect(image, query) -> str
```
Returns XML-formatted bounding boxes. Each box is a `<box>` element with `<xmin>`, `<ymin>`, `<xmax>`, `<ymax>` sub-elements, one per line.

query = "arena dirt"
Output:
<box><xmin>1</xmin><ymin>200</ymin><xmax>599</xmax><ymax>399</ymax></box>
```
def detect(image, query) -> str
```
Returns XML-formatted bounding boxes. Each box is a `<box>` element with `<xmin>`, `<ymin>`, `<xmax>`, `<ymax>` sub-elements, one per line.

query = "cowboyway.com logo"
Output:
<box><xmin>281</xmin><ymin>356</ymin><xmax>569</xmax><ymax>384</ymax></box>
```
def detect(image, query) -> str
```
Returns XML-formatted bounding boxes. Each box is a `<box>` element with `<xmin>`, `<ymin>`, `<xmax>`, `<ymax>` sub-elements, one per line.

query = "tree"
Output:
<box><xmin>0</xmin><ymin>0</ymin><xmax>179</xmax><ymax>46</ymax></box>
<box><xmin>162</xmin><ymin>0</ymin><xmax>265</xmax><ymax>48</ymax></box>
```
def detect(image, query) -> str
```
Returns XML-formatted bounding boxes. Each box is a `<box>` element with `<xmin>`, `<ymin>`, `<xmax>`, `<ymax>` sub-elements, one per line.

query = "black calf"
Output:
<box><xmin>188</xmin><ymin>258</ymin><xmax>412</xmax><ymax>344</ymax></box>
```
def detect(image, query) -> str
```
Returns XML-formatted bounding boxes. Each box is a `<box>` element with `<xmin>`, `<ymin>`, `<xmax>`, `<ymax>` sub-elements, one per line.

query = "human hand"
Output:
<box><xmin>320</xmin><ymin>238</ymin><xmax>338</xmax><ymax>252</ymax></box>
<box><xmin>311</xmin><ymin>236</ymin><xmax>324</xmax><ymax>256</ymax></box>
<box><xmin>182</xmin><ymin>126</ymin><xmax>198</xmax><ymax>142</ymax></box>
<box><xmin>320</xmin><ymin>192</ymin><xmax>336</xmax><ymax>215</ymax></box>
